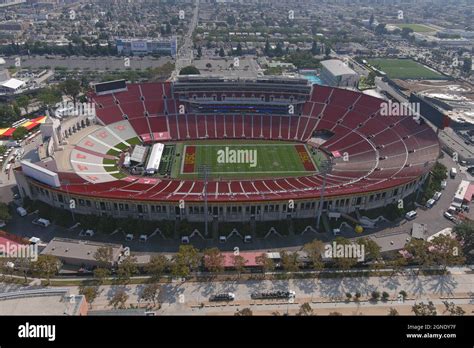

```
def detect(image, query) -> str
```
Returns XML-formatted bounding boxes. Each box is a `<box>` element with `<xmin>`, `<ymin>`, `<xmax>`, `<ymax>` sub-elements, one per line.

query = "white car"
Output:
<box><xmin>433</xmin><ymin>192</ymin><xmax>442</xmax><ymax>201</ymax></box>
<box><xmin>0</xmin><ymin>220</ymin><xmax>6</xmax><ymax>228</ymax></box>
<box><xmin>332</xmin><ymin>228</ymin><xmax>341</xmax><ymax>236</ymax></box>
<box><xmin>16</xmin><ymin>207</ymin><xmax>27</xmax><ymax>217</ymax></box>
<box><xmin>405</xmin><ymin>210</ymin><xmax>417</xmax><ymax>220</ymax></box>
<box><xmin>32</xmin><ymin>218</ymin><xmax>51</xmax><ymax>227</ymax></box>
<box><xmin>219</xmin><ymin>236</ymin><xmax>227</xmax><ymax>243</ymax></box>
<box><xmin>244</xmin><ymin>235</ymin><xmax>252</xmax><ymax>243</ymax></box>
<box><xmin>441</xmin><ymin>180</ymin><xmax>447</xmax><ymax>189</ymax></box>
<box><xmin>125</xmin><ymin>234</ymin><xmax>134</xmax><ymax>241</ymax></box>
<box><xmin>181</xmin><ymin>236</ymin><xmax>190</xmax><ymax>244</ymax></box>
<box><xmin>425</xmin><ymin>199</ymin><xmax>435</xmax><ymax>208</ymax></box>
<box><xmin>139</xmin><ymin>234</ymin><xmax>148</xmax><ymax>242</ymax></box>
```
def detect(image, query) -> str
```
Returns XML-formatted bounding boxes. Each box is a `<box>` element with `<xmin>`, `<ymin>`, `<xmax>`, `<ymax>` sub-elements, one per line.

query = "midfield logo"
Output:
<box><xmin>217</xmin><ymin>147</ymin><xmax>258</xmax><ymax>168</ymax></box>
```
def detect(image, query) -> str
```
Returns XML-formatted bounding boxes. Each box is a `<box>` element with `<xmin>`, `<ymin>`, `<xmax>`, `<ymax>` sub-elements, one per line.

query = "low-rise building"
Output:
<box><xmin>41</xmin><ymin>238</ymin><xmax>124</xmax><ymax>268</ymax></box>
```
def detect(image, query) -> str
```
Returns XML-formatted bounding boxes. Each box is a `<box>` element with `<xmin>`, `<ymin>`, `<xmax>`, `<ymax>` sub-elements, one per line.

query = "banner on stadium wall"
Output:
<box><xmin>131</xmin><ymin>40</ymin><xmax>147</xmax><ymax>52</ymax></box>
<box><xmin>153</xmin><ymin>132</ymin><xmax>171</xmax><ymax>141</ymax></box>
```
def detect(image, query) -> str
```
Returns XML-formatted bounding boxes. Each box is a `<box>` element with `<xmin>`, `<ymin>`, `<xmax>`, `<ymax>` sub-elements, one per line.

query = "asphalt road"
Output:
<box><xmin>51</xmin><ymin>271</ymin><xmax>474</xmax><ymax>314</ymax></box>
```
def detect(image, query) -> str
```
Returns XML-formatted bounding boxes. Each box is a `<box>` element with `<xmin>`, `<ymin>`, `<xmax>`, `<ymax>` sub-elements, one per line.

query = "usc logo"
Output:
<box><xmin>185</xmin><ymin>153</ymin><xmax>195</xmax><ymax>164</ymax></box>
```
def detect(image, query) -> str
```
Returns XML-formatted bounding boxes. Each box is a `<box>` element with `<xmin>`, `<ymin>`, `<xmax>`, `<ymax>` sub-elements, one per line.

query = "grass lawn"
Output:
<box><xmin>175</xmin><ymin>140</ymin><xmax>322</xmax><ymax>179</ymax></box>
<box><xmin>392</xmin><ymin>23</ymin><xmax>435</xmax><ymax>33</ymax></box>
<box><xmin>367</xmin><ymin>58</ymin><xmax>445</xmax><ymax>80</ymax></box>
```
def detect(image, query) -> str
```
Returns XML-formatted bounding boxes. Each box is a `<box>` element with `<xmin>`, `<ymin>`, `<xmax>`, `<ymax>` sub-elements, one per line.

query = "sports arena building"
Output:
<box><xmin>14</xmin><ymin>76</ymin><xmax>439</xmax><ymax>223</ymax></box>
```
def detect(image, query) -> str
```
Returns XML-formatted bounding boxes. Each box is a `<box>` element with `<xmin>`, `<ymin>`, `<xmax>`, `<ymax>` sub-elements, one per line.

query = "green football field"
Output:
<box><xmin>392</xmin><ymin>23</ymin><xmax>435</xmax><ymax>33</ymax></box>
<box><xmin>367</xmin><ymin>58</ymin><xmax>446</xmax><ymax>80</ymax></box>
<box><xmin>173</xmin><ymin>140</ymin><xmax>323</xmax><ymax>179</ymax></box>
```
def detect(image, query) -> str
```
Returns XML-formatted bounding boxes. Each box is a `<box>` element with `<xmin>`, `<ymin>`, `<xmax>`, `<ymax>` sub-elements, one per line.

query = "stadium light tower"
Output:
<box><xmin>316</xmin><ymin>159</ymin><xmax>333</xmax><ymax>230</ymax></box>
<box><xmin>197</xmin><ymin>164</ymin><xmax>211</xmax><ymax>237</ymax></box>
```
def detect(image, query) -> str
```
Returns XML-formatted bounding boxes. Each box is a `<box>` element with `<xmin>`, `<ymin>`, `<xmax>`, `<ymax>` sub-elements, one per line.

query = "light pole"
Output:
<box><xmin>316</xmin><ymin>159</ymin><xmax>332</xmax><ymax>230</ymax></box>
<box><xmin>197</xmin><ymin>164</ymin><xmax>211</xmax><ymax>237</ymax></box>
<box><xmin>62</xmin><ymin>179</ymin><xmax>76</xmax><ymax>223</ymax></box>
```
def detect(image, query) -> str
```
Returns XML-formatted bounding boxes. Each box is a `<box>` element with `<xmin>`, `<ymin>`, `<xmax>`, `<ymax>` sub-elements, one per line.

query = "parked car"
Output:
<box><xmin>209</xmin><ymin>293</ymin><xmax>235</xmax><ymax>302</ymax></box>
<box><xmin>32</xmin><ymin>218</ymin><xmax>51</xmax><ymax>228</ymax></box>
<box><xmin>450</xmin><ymin>168</ymin><xmax>457</xmax><ymax>178</ymax></box>
<box><xmin>425</xmin><ymin>199</ymin><xmax>435</xmax><ymax>208</ymax></box>
<box><xmin>16</xmin><ymin>207</ymin><xmax>27</xmax><ymax>217</ymax></box>
<box><xmin>332</xmin><ymin>228</ymin><xmax>341</xmax><ymax>236</ymax></box>
<box><xmin>443</xmin><ymin>211</ymin><xmax>455</xmax><ymax>221</ymax></box>
<box><xmin>219</xmin><ymin>236</ymin><xmax>227</xmax><ymax>243</ymax></box>
<box><xmin>139</xmin><ymin>234</ymin><xmax>148</xmax><ymax>242</ymax></box>
<box><xmin>405</xmin><ymin>210</ymin><xmax>417</xmax><ymax>220</ymax></box>
<box><xmin>433</xmin><ymin>192</ymin><xmax>442</xmax><ymax>201</ymax></box>
<box><xmin>244</xmin><ymin>235</ymin><xmax>252</xmax><ymax>243</ymax></box>
<box><xmin>85</xmin><ymin>229</ymin><xmax>95</xmax><ymax>237</ymax></box>
<box><xmin>441</xmin><ymin>180</ymin><xmax>447</xmax><ymax>189</ymax></box>
<box><xmin>0</xmin><ymin>220</ymin><xmax>6</xmax><ymax>228</ymax></box>
<box><xmin>181</xmin><ymin>236</ymin><xmax>190</xmax><ymax>244</ymax></box>
<box><xmin>125</xmin><ymin>234</ymin><xmax>134</xmax><ymax>241</ymax></box>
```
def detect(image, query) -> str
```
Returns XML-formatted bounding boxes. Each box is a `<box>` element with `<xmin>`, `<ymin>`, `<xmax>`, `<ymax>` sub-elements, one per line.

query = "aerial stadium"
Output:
<box><xmin>14</xmin><ymin>76</ymin><xmax>440</xmax><ymax>225</ymax></box>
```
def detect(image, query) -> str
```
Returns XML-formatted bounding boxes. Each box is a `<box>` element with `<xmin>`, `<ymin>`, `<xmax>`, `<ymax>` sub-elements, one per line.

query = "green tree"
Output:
<box><xmin>93</xmin><ymin>246</ymin><xmax>114</xmax><ymax>268</ymax></box>
<box><xmin>454</xmin><ymin>221</ymin><xmax>474</xmax><ymax>256</ymax></box>
<box><xmin>235</xmin><ymin>307</ymin><xmax>253</xmax><ymax>316</ymax></box>
<box><xmin>255</xmin><ymin>253</ymin><xmax>275</xmax><ymax>278</ymax></box>
<box><xmin>12</xmin><ymin>126</ymin><xmax>28</xmax><ymax>141</ymax></box>
<box><xmin>79</xmin><ymin>286</ymin><xmax>99</xmax><ymax>308</ymax></box>
<box><xmin>303</xmin><ymin>240</ymin><xmax>325</xmax><ymax>270</ymax></box>
<box><xmin>37</xmin><ymin>87</ymin><xmax>62</xmax><ymax>111</ymax></box>
<box><xmin>140</xmin><ymin>282</ymin><xmax>160</xmax><ymax>306</ymax></box>
<box><xmin>404</xmin><ymin>238</ymin><xmax>435</xmax><ymax>271</ymax></box>
<box><xmin>297</xmin><ymin>302</ymin><xmax>314</xmax><ymax>316</ymax></box>
<box><xmin>412</xmin><ymin>301</ymin><xmax>437</xmax><ymax>316</ymax></box>
<box><xmin>16</xmin><ymin>95</ymin><xmax>30</xmax><ymax>115</ymax></box>
<box><xmin>236</xmin><ymin>42</ymin><xmax>242</xmax><ymax>56</ymax></box>
<box><xmin>93</xmin><ymin>267</ymin><xmax>111</xmax><ymax>284</ymax></box>
<box><xmin>232</xmin><ymin>254</ymin><xmax>247</xmax><ymax>278</ymax></box>
<box><xmin>388</xmin><ymin>308</ymin><xmax>399</xmax><ymax>316</ymax></box>
<box><xmin>117</xmin><ymin>255</ymin><xmax>138</xmax><ymax>283</ymax></box>
<box><xmin>332</xmin><ymin>237</ymin><xmax>358</xmax><ymax>270</ymax></box>
<box><xmin>179</xmin><ymin>65</ymin><xmax>200</xmax><ymax>75</ymax></box>
<box><xmin>357</xmin><ymin>237</ymin><xmax>381</xmax><ymax>262</ymax></box>
<box><xmin>171</xmin><ymin>245</ymin><xmax>200</xmax><ymax>278</ymax></box>
<box><xmin>280</xmin><ymin>251</ymin><xmax>300</xmax><ymax>274</ymax></box>
<box><xmin>366</xmin><ymin>71</ymin><xmax>376</xmax><ymax>85</ymax></box>
<box><xmin>203</xmin><ymin>248</ymin><xmax>225</xmax><ymax>275</ymax></box>
<box><xmin>32</xmin><ymin>255</ymin><xmax>60</xmax><ymax>283</ymax></box>
<box><xmin>145</xmin><ymin>255</ymin><xmax>169</xmax><ymax>281</ymax></box>
<box><xmin>60</xmin><ymin>79</ymin><xmax>81</xmax><ymax>105</ymax></box>
<box><xmin>442</xmin><ymin>301</ymin><xmax>465</xmax><ymax>316</ymax></box>
<box><xmin>401</xmin><ymin>27</ymin><xmax>414</xmax><ymax>39</ymax></box>
<box><xmin>429</xmin><ymin>234</ymin><xmax>465</xmax><ymax>269</ymax></box>
<box><xmin>0</xmin><ymin>202</ymin><xmax>12</xmax><ymax>222</ymax></box>
<box><xmin>108</xmin><ymin>288</ymin><xmax>129</xmax><ymax>309</ymax></box>
<box><xmin>462</xmin><ymin>57</ymin><xmax>472</xmax><ymax>74</ymax></box>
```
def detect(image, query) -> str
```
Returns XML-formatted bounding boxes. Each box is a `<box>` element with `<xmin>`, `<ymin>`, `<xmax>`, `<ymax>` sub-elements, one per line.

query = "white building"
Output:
<box><xmin>320</xmin><ymin>59</ymin><xmax>359</xmax><ymax>88</ymax></box>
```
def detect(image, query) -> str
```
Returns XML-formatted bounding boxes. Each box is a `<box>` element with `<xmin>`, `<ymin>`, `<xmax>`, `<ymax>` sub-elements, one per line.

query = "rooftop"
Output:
<box><xmin>41</xmin><ymin>237</ymin><xmax>124</xmax><ymax>263</ymax></box>
<box><xmin>321</xmin><ymin>59</ymin><xmax>357</xmax><ymax>76</ymax></box>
